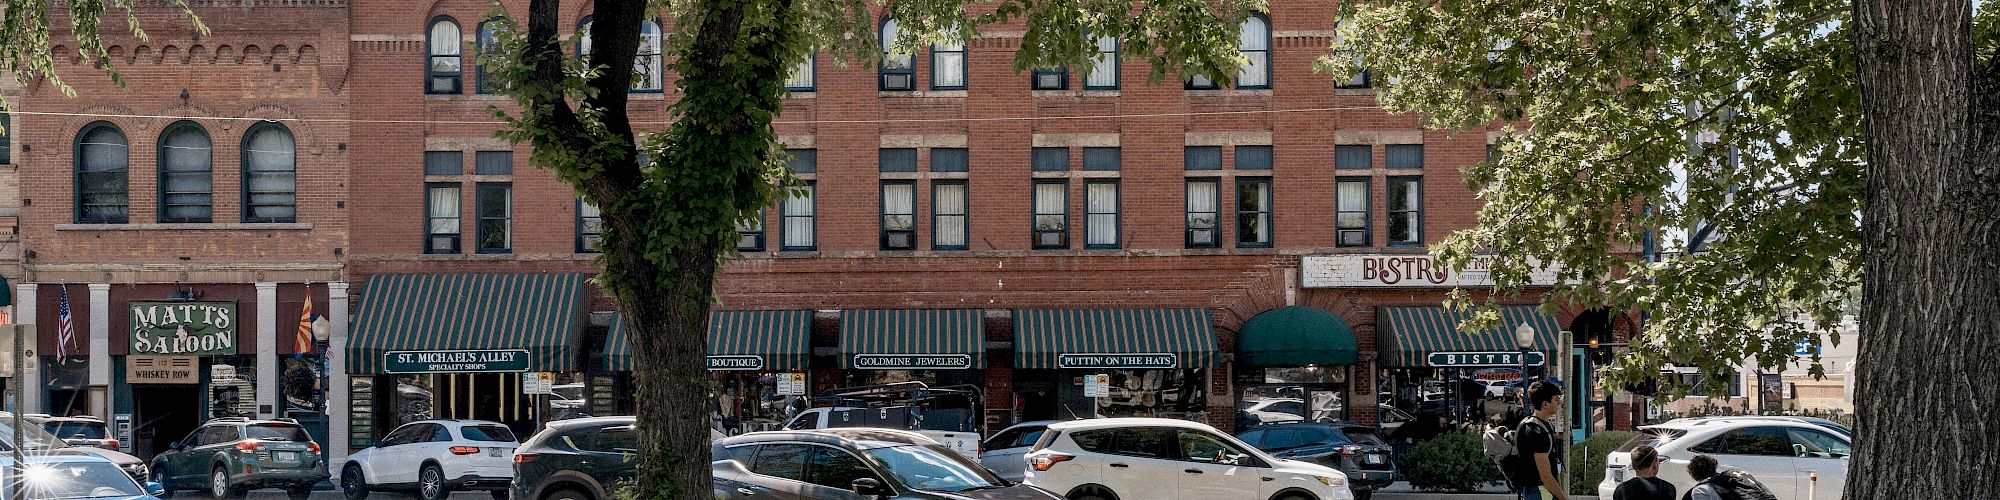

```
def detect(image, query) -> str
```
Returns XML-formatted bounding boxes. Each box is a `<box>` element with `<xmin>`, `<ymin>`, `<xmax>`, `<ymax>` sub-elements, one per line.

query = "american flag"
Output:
<box><xmin>55</xmin><ymin>284</ymin><xmax>75</xmax><ymax>364</ymax></box>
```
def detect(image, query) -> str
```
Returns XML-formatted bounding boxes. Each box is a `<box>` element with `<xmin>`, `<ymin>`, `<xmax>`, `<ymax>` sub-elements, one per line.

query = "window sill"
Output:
<box><xmin>1187</xmin><ymin>89</ymin><xmax>1274</xmax><ymax>97</ymax></box>
<box><xmin>1031</xmin><ymin>90</ymin><xmax>1121</xmax><ymax>98</ymax></box>
<box><xmin>784</xmin><ymin>91</ymin><xmax>817</xmax><ymax>99</ymax></box>
<box><xmin>1334</xmin><ymin>88</ymin><xmax>1379</xmax><ymax>96</ymax></box>
<box><xmin>879</xmin><ymin>90</ymin><xmax>969</xmax><ymax>98</ymax></box>
<box><xmin>423</xmin><ymin>94</ymin><xmax>511</xmax><ymax>102</ymax></box>
<box><xmin>56</xmin><ymin>222</ymin><xmax>313</xmax><ymax>231</ymax></box>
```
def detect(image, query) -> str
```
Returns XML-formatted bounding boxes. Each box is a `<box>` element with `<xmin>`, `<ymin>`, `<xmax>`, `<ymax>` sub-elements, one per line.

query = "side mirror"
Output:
<box><xmin>850</xmin><ymin>477</ymin><xmax>892</xmax><ymax>497</ymax></box>
<box><xmin>145</xmin><ymin>482</ymin><xmax>167</xmax><ymax>497</ymax></box>
<box><xmin>169</xmin><ymin>442</ymin><xmax>184</xmax><ymax>451</ymax></box>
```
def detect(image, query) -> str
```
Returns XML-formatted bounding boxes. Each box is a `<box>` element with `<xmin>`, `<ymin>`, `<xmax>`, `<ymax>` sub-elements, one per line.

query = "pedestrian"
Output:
<box><xmin>1513</xmin><ymin>381</ymin><xmax>1566</xmax><ymax>500</ymax></box>
<box><xmin>1613</xmin><ymin>445</ymin><xmax>1675</xmax><ymax>500</ymax></box>
<box><xmin>1682</xmin><ymin>454</ymin><xmax>1777</xmax><ymax>500</ymax></box>
<box><xmin>1684</xmin><ymin>454</ymin><xmax>1723</xmax><ymax>500</ymax></box>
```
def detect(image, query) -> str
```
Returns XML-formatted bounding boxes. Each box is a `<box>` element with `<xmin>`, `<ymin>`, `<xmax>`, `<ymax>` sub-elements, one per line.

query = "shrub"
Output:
<box><xmin>1569</xmin><ymin>431</ymin><xmax>1637</xmax><ymax>494</ymax></box>
<box><xmin>1398</xmin><ymin>431</ymin><xmax>1504</xmax><ymax>492</ymax></box>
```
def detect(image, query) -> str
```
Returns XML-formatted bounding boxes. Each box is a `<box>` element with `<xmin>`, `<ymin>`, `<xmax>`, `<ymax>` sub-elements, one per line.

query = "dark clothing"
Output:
<box><xmin>1514</xmin><ymin>416</ymin><xmax>1562</xmax><ymax>489</ymax></box>
<box><xmin>1614</xmin><ymin>476</ymin><xmax>1677</xmax><ymax>500</ymax></box>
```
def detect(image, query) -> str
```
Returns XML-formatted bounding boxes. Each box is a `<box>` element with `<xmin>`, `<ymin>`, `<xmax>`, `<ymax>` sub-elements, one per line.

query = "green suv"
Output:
<box><xmin>150</xmin><ymin>417</ymin><xmax>326</xmax><ymax>499</ymax></box>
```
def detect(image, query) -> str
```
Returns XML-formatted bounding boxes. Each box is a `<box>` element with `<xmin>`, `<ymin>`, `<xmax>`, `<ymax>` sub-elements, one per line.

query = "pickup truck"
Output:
<box><xmin>781</xmin><ymin>382</ymin><xmax>985</xmax><ymax>459</ymax></box>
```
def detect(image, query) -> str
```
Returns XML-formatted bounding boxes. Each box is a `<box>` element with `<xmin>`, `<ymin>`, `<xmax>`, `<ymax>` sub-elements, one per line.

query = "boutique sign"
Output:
<box><xmin>130</xmin><ymin>301</ymin><xmax>240</xmax><ymax>356</ymax></box>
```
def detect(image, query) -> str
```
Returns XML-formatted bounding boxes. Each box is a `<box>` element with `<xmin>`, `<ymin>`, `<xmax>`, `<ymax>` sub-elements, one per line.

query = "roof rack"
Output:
<box><xmin>208</xmin><ymin>417</ymin><xmax>253</xmax><ymax>423</ymax></box>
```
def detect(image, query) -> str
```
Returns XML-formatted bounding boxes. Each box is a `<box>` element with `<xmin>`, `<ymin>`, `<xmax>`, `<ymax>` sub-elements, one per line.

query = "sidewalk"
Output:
<box><xmin>1374</xmin><ymin>481</ymin><xmax>1599</xmax><ymax>500</ymax></box>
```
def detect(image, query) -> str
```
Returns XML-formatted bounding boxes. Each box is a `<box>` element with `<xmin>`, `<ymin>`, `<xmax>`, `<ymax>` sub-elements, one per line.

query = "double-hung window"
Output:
<box><xmin>241</xmin><ymin>123</ymin><xmax>298</xmax><ymax>223</ymax></box>
<box><xmin>879</xmin><ymin>18</ymin><xmax>915</xmax><ymax>90</ymax></box>
<box><xmin>1186</xmin><ymin>179</ymin><xmax>1221</xmax><ymax>248</ymax></box>
<box><xmin>1085</xmin><ymin>36</ymin><xmax>1118</xmax><ymax>89</ymax></box>
<box><xmin>426</xmin><ymin>183</ymin><xmax>461</xmax><ymax>254</ymax></box>
<box><xmin>1388</xmin><ymin>177</ymin><xmax>1423</xmax><ymax>245</ymax></box>
<box><xmin>1236</xmin><ymin>15</ymin><xmax>1271</xmax><ymax>88</ymax></box>
<box><xmin>738</xmin><ymin>210</ymin><xmax>766</xmax><ymax>252</ymax></box>
<box><xmin>427</xmin><ymin>17</ymin><xmax>463</xmax><ymax>94</ymax></box>
<box><xmin>157</xmin><ymin>121</ymin><xmax>212</xmax><ymax>223</ymax></box>
<box><xmin>1084</xmin><ymin>180</ymin><xmax>1120</xmax><ymax>249</ymax></box>
<box><xmin>932</xmin><ymin>28</ymin><xmax>966</xmax><ymax>90</ymax></box>
<box><xmin>881</xmin><ymin>180</ymin><xmax>917</xmax><ymax>250</ymax></box>
<box><xmin>476</xmin><ymin>18</ymin><xmax>506</xmax><ymax>93</ymax></box>
<box><xmin>1334</xmin><ymin>18</ymin><xmax>1370</xmax><ymax>88</ymax></box>
<box><xmin>782</xmin><ymin>182</ymin><xmax>817</xmax><ymax>251</ymax></box>
<box><xmin>633</xmin><ymin>20</ymin><xmax>664</xmax><ymax>91</ymax></box>
<box><xmin>786</xmin><ymin>54</ymin><xmax>816</xmax><ymax>92</ymax></box>
<box><xmin>1336</xmin><ymin>178</ymin><xmax>1370</xmax><ymax>247</ymax></box>
<box><xmin>1236</xmin><ymin>177</ymin><xmax>1272</xmax><ymax>247</ymax></box>
<box><xmin>932</xmin><ymin>181</ymin><xmax>967</xmax><ymax>250</ymax></box>
<box><xmin>1032</xmin><ymin>180</ymin><xmax>1068</xmax><ymax>249</ymax></box>
<box><xmin>476</xmin><ymin>183</ymin><xmax>512</xmax><ymax>253</ymax></box>
<box><xmin>577</xmin><ymin>199</ymin><xmax>603</xmax><ymax>252</ymax></box>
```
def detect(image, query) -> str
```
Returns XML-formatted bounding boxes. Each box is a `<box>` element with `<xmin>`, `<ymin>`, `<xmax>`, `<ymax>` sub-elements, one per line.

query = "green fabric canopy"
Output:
<box><xmin>347</xmin><ymin>273</ymin><xmax>587</xmax><ymax>374</ymax></box>
<box><xmin>1236</xmin><ymin>306</ymin><xmax>1360</xmax><ymax>367</ymax></box>
<box><xmin>1377</xmin><ymin>305</ymin><xmax>1564</xmax><ymax>367</ymax></box>
<box><xmin>604</xmin><ymin>310</ymin><xmax>813</xmax><ymax>371</ymax></box>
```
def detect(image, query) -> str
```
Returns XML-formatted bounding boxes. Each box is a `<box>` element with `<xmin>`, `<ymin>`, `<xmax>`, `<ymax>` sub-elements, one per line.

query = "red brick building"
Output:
<box><xmin>10</xmin><ymin>0</ymin><xmax>1634</xmax><ymax>465</ymax></box>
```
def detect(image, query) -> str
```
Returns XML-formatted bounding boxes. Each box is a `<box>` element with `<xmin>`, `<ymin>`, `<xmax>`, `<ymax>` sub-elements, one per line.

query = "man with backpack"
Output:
<box><xmin>1503</xmin><ymin>381</ymin><xmax>1566</xmax><ymax>500</ymax></box>
<box><xmin>1684</xmin><ymin>454</ymin><xmax>1779</xmax><ymax>500</ymax></box>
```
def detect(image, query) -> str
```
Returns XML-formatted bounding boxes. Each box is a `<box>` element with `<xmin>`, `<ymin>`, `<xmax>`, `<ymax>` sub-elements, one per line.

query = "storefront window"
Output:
<box><xmin>1237</xmin><ymin>366</ymin><xmax>1348</xmax><ymax>430</ymax></box>
<box><xmin>208</xmin><ymin>359</ymin><xmax>257</xmax><ymax>419</ymax></box>
<box><xmin>712</xmin><ymin>371</ymin><xmax>809</xmax><ymax>436</ymax></box>
<box><xmin>1094</xmin><ymin>369</ymin><xmax>1207</xmax><ymax>419</ymax></box>
<box><xmin>380</xmin><ymin>372</ymin><xmax>576</xmax><ymax>438</ymax></box>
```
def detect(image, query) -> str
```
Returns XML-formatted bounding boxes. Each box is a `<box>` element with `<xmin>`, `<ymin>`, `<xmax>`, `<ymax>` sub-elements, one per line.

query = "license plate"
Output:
<box><xmin>1365</xmin><ymin>454</ymin><xmax>1384</xmax><ymax>465</ymax></box>
<box><xmin>276</xmin><ymin>452</ymin><xmax>299</xmax><ymax>462</ymax></box>
<box><xmin>489</xmin><ymin>448</ymin><xmax>506</xmax><ymax>457</ymax></box>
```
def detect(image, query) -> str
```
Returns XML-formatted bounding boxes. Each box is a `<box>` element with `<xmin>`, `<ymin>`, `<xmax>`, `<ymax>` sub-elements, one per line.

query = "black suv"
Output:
<box><xmin>510</xmin><ymin>416</ymin><xmax>640</xmax><ymax>500</ymax></box>
<box><xmin>712</xmin><ymin>429</ymin><xmax>1061</xmax><ymax>500</ymax></box>
<box><xmin>1237</xmin><ymin>422</ymin><xmax>1398</xmax><ymax>500</ymax></box>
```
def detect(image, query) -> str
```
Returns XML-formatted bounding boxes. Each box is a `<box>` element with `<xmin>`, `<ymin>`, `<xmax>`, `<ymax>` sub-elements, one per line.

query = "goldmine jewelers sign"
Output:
<box><xmin>1301</xmin><ymin>254</ymin><xmax>1560</xmax><ymax>288</ymax></box>
<box><xmin>385</xmin><ymin>350</ymin><xmax>531</xmax><ymax>373</ymax></box>
<box><xmin>130</xmin><ymin>302</ymin><xmax>239</xmax><ymax>355</ymax></box>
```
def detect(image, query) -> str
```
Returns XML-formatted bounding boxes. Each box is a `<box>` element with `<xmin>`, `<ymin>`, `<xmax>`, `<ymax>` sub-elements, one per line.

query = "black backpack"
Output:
<box><xmin>1682</xmin><ymin>470</ymin><xmax>1779</xmax><ymax>500</ymax></box>
<box><xmin>1495</xmin><ymin>415</ymin><xmax>1551</xmax><ymax>488</ymax></box>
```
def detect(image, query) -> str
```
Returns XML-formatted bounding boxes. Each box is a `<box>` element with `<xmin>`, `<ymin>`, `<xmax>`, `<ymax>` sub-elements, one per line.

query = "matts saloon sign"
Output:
<box><xmin>130</xmin><ymin>302</ymin><xmax>239</xmax><ymax>356</ymax></box>
<box><xmin>1301</xmin><ymin>254</ymin><xmax>1559</xmax><ymax>288</ymax></box>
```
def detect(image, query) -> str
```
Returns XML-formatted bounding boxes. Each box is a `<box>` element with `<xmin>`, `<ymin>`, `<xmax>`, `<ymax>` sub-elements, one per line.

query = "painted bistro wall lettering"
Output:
<box><xmin>1300</xmin><ymin>254</ymin><xmax>1560</xmax><ymax>288</ymax></box>
<box><xmin>130</xmin><ymin>301</ymin><xmax>239</xmax><ymax>355</ymax></box>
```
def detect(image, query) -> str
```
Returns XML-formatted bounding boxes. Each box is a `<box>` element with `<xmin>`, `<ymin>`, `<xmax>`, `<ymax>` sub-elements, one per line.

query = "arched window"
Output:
<box><xmin>930</xmin><ymin>24</ymin><xmax>965</xmax><ymax>90</ymax></box>
<box><xmin>878</xmin><ymin>18</ymin><xmax>914</xmax><ymax>90</ymax></box>
<box><xmin>242</xmin><ymin>123</ymin><xmax>297</xmax><ymax>223</ymax></box>
<box><xmin>74</xmin><ymin>122</ymin><xmax>129</xmax><ymax>223</ymax></box>
<box><xmin>634</xmin><ymin>20</ymin><xmax>663</xmax><ymax>91</ymax></box>
<box><xmin>427</xmin><ymin>16</ymin><xmax>463</xmax><ymax>94</ymax></box>
<box><xmin>157</xmin><ymin>121</ymin><xmax>213</xmax><ymax>223</ymax></box>
<box><xmin>477</xmin><ymin>17</ymin><xmax>506</xmax><ymax>93</ymax></box>
<box><xmin>1236</xmin><ymin>14</ymin><xmax>1271</xmax><ymax>88</ymax></box>
<box><xmin>1334</xmin><ymin>17</ymin><xmax>1370</xmax><ymax>89</ymax></box>
<box><xmin>577</xmin><ymin>16</ymin><xmax>592</xmax><ymax>57</ymax></box>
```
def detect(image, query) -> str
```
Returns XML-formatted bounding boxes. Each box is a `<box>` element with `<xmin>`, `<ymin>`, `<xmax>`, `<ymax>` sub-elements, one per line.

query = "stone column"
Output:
<box><xmin>13</xmin><ymin>283</ymin><xmax>38</xmax><ymax>414</ymax></box>
<box><xmin>256</xmin><ymin>282</ymin><xmax>279</xmax><ymax>419</ymax></box>
<box><xmin>327</xmin><ymin>282</ymin><xmax>351</xmax><ymax>464</ymax></box>
<box><xmin>87</xmin><ymin>283</ymin><xmax>110</xmax><ymax>420</ymax></box>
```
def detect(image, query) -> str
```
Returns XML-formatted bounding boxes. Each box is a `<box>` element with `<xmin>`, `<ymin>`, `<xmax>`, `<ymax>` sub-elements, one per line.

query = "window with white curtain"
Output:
<box><xmin>881</xmin><ymin>181</ymin><xmax>917</xmax><ymax>250</ymax></box>
<box><xmin>1032</xmin><ymin>180</ymin><xmax>1067</xmax><ymax>249</ymax></box>
<box><xmin>932</xmin><ymin>181</ymin><xmax>967</xmax><ymax>250</ymax></box>
<box><xmin>157</xmin><ymin>121</ymin><xmax>212</xmax><ymax>223</ymax></box>
<box><xmin>634</xmin><ymin>20</ymin><xmax>664</xmax><ymax>91</ymax></box>
<box><xmin>786</xmin><ymin>54</ymin><xmax>816</xmax><ymax>91</ymax></box>
<box><xmin>577</xmin><ymin>16</ymin><xmax>592</xmax><ymax>56</ymax></box>
<box><xmin>879</xmin><ymin>18</ymin><xmax>914</xmax><ymax>90</ymax></box>
<box><xmin>782</xmin><ymin>182</ymin><xmax>816</xmax><ymax>250</ymax></box>
<box><xmin>1388</xmin><ymin>177</ymin><xmax>1423</xmax><ymax>245</ymax></box>
<box><xmin>931</xmin><ymin>26</ymin><xmax>966</xmax><ymax>90</ymax></box>
<box><xmin>75</xmin><ymin>122</ymin><xmax>130</xmax><ymax>223</ymax></box>
<box><xmin>1236</xmin><ymin>177</ymin><xmax>1272</xmax><ymax>247</ymax></box>
<box><xmin>242</xmin><ymin>123</ymin><xmax>297</xmax><ymax>223</ymax></box>
<box><xmin>577</xmin><ymin>199</ymin><xmax>602</xmax><ymax>253</ymax></box>
<box><xmin>1337</xmin><ymin>178</ymin><xmax>1370</xmax><ymax>247</ymax></box>
<box><xmin>427</xmin><ymin>17</ymin><xmax>462</xmax><ymax>94</ymax></box>
<box><xmin>1085</xmin><ymin>180</ymin><xmax>1119</xmax><ymax>248</ymax></box>
<box><xmin>426</xmin><ymin>183</ymin><xmax>461</xmax><ymax>254</ymax></box>
<box><xmin>1086</xmin><ymin>36</ymin><xmax>1118</xmax><ymax>89</ymax></box>
<box><xmin>1237</xmin><ymin>15</ymin><xmax>1270</xmax><ymax>88</ymax></box>
<box><xmin>1186</xmin><ymin>179</ymin><xmax>1219</xmax><ymax>248</ymax></box>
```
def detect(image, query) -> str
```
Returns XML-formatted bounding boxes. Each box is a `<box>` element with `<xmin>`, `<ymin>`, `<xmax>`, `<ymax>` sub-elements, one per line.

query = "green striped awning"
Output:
<box><xmin>1013</xmin><ymin>309</ymin><xmax>1217</xmax><ymax>369</ymax></box>
<box><xmin>604</xmin><ymin>310</ymin><xmax>813</xmax><ymax>371</ymax></box>
<box><xmin>1377</xmin><ymin>305</ymin><xmax>1564</xmax><ymax>367</ymax></box>
<box><xmin>838</xmin><ymin>309</ymin><xmax>985</xmax><ymax>369</ymax></box>
<box><xmin>348</xmin><ymin>273</ymin><xmax>588</xmax><ymax>374</ymax></box>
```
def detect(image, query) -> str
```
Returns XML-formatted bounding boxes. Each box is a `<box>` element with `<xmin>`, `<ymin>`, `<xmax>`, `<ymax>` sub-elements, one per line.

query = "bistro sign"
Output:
<box><xmin>384</xmin><ymin>350</ymin><xmax>531</xmax><ymax>373</ymax></box>
<box><xmin>130</xmin><ymin>301</ymin><xmax>239</xmax><ymax>356</ymax></box>
<box><xmin>1058</xmin><ymin>353</ymin><xmax>1178</xmax><ymax>369</ymax></box>
<box><xmin>851</xmin><ymin>354</ymin><xmax>972</xmax><ymax>370</ymax></box>
<box><xmin>1427</xmin><ymin>351</ymin><xmax>1546</xmax><ymax>367</ymax></box>
<box><xmin>707</xmin><ymin>355</ymin><xmax>765</xmax><ymax>371</ymax></box>
<box><xmin>1301</xmin><ymin>254</ymin><xmax>1559</xmax><ymax>288</ymax></box>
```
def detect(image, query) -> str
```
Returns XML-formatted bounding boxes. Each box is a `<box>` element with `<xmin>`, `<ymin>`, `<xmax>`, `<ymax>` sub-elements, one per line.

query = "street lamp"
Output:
<box><xmin>312</xmin><ymin>316</ymin><xmax>331</xmax><ymax>414</ymax></box>
<box><xmin>1515</xmin><ymin>322</ymin><xmax>1536</xmax><ymax>415</ymax></box>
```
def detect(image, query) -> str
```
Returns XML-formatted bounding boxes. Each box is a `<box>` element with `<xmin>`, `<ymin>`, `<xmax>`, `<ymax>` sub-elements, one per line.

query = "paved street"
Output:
<box><xmin>223</xmin><ymin>485</ymin><xmax>1605</xmax><ymax>500</ymax></box>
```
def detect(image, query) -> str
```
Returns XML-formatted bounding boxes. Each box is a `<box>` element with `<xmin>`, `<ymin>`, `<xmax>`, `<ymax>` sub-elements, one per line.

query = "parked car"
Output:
<box><xmin>713</xmin><ymin>428</ymin><xmax>1063</xmax><ymax>499</ymax></box>
<box><xmin>2</xmin><ymin>412</ymin><xmax>149</xmax><ymax>484</ymax></box>
<box><xmin>1595</xmin><ymin>417</ymin><xmax>1850</xmax><ymax>500</ymax></box>
<box><xmin>25</xmin><ymin>414</ymin><xmax>121</xmax><ymax>450</ymax></box>
<box><xmin>1022</xmin><ymin>417</ymin><xmax>1355</xmax><ymax>500</ymax></box>
<box><xmin>1240</xmin><ymin>398</ymin><xmax>1308</xmax><ymax>426</ymax></box>
<box><xmin>980</xmin><ymin>420</ymin><xmax>1057</xmax><ymax>482</ymax></box>
<box><xmin>786</xmin><ymin>382</ymin><xmax>985</xmax><ymax>459</ymax></box>
<box><xmin>1237</xmin><ymin>422</ymin><xmax>1397</xmax><ymax>500</ymax></box>
<box><xmin>1</xmin><ymin>453</ymin><xmax>167</xmax><ymax>500</ymax></box>
<box><xmin>149</xmin><ymin>417</ymin><xmax>325</xmax><ymax>499</ymax></box>
<box><xmin>341</xmin><ymin>419</ymin><xmax>517</xmax><ymax>500</ymax></box>
<box><xmin>510</xmin><ymin>416</ymin><xmax>640</xmax><ymax>500</ymax></box>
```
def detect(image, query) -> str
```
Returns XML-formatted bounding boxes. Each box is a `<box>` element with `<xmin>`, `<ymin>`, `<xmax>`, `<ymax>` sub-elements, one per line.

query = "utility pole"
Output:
<box><xmin>11</xmin><ymin>324</ymin><xmax>29</xmax><ymax>500</ymax></box>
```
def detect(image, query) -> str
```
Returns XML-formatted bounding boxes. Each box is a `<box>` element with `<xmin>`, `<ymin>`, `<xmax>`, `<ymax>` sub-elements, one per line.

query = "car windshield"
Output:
<box><xmin>1617</xmin><ymin>428</ymin><xmax>1688</xmax><ymax>452</ymax></box>
<box><xmin>0</xmin><ymin>416</ymin><xmax>73</xmax><ymax>451</ymax></box>
<box><xmin>49</xmin><ymin>423</ymin><xmax>107</xmax><ymax>440</ymax></box>
<box><xmin>3</xmin><ymin>461</ymin><xmax>145</xmax><ymax>499</ymax></box>
<box><xmin>461</xmin><ymin>425</ymin><xmax>517</xmax><ymax>442</ymax></box>
<box><xmin>1342</xmin><ymin>428</ymin><xmax>1387</xmax><ymax>446</ymax></box>
<box><xmin>862</xmin><ymin>444</ymin><xmax>1005</xmax><ymax>492</ymax></box>
<box><xmin>246</xmin><ymin>424</ymin><xmax>311</xmax><ymax>442</ymax></box>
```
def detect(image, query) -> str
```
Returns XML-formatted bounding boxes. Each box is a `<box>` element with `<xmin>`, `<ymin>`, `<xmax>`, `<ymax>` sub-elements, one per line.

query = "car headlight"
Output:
<box><xmin>1314</xmin><ymin>475</ymin><xmax>1346</xmax><ymax>487</ymax></box>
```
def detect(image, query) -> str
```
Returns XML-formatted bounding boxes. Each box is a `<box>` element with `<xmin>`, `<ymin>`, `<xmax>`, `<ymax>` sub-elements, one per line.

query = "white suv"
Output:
<box><xmin>1596</xmin><ymin>417</ymin><xmax>1850</xmax><ymax>500</ymax></box>
<box><xmin>1022</xmin><ymin>418</ymin><xmax>1354</xmax><ymax>500</ymax></box>
<box><xmin>341</xmin><ymin>419</ymin><xmax>520</xmax><ymax>500</ymax></box>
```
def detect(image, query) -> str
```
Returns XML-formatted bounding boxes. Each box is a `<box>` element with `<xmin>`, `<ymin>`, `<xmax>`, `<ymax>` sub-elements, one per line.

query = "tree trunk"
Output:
<box><xmin>617</xmin><ymin>241</ymin><xmax>719</xmax><ymax>500</ymax></box>
<box><xmin>1851</xmin><ymin>1</ymin><xmax>2000</xmax><ymax>498</ymax></box>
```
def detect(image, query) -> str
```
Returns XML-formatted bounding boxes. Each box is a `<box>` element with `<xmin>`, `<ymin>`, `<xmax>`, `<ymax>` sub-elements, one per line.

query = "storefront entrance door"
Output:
<box><xmin>132</xmin><ymin>385</ymin><xmax>202</xmax><ymax>461</ymax></box>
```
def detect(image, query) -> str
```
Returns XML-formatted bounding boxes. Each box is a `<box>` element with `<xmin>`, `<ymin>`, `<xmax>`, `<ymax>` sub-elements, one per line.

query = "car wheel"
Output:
<box><xmin>341</xmin><ymin>465</ymin><xmax>370</xmax><ymax>500</ymax></box>
<box><xmin>151</xmin><ymin>467</ymin><xmax>174</xmax><ymax>497</ymax></box>
<box><xmin>285</xmin><ymin>486</ymin><xmax>314</xmax><ymax>500</ymax></box>
<box><xmin>543</xmin><ymin>488</ymin><xmax>590</xmax><ymax>500</ymax></box>
<box><xmin>1354</xmin><ymin>490</ymin><xmax>1373</xmax><ymax>500</ymax></box>
<box><xmin>489</xmin><ymin>490</ymin><xmax>510</xmax><ymax>500</ymax></box>
<box><xmin>418</xmin><ymin>464</ymin><xmax>447</xmax><ymax>500</ymax></box>
<box><xmin>209</xmin><ymin>467</ymin><xmax>238</xmax><ymax>499</ymax></box>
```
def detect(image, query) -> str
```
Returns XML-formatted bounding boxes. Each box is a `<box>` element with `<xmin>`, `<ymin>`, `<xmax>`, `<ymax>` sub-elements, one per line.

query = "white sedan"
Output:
<box><xmin>341</xmin><ymin>419</ymin><xmax>519</xmax><ymax>500</ymax></box>
<box><xmin>1597</xmin><ymin>416</ymin><xmax>1849</xmax><ymax>500</ymax></box>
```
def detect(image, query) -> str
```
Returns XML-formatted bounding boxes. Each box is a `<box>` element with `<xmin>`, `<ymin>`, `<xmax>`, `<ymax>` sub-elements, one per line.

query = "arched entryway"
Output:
<box><xmin>1233</xmin><ymin>306</ymin><xmax>1360</xmax><ymax>432</ymax></box>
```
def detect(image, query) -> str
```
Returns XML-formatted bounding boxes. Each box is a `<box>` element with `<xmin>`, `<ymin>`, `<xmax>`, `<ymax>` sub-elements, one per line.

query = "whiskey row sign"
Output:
<box><xmin>1301</xmin><ymin>254</ymin><xmax>1560</xmax><ymax>288</ymax></box>
<box><xmin>130</xmin><ymin>301</ymin><xmax>239</xmax><ymax>356</ymax></box>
